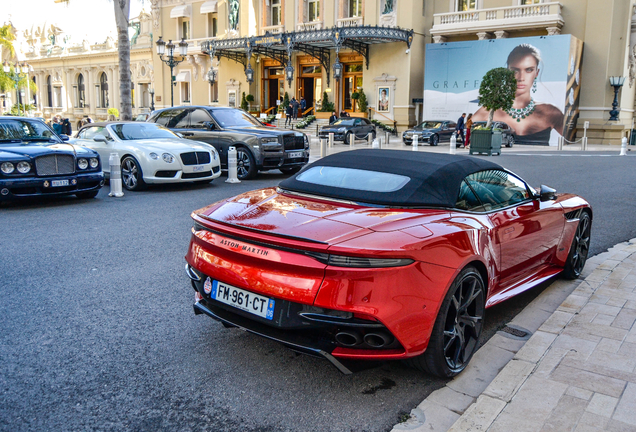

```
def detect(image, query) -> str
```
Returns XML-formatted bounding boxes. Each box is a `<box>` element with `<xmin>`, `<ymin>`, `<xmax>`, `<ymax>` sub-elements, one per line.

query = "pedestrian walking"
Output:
<box><xmin>455</xmin><ymin>113</ymin><xmax>466</xmax><ymax>144</ymax></box>
<box><xmin>464</xmin><ymin>113</ymin><xmax>473</xmax><ymax>148</ymax></box>
<box><xmin>61</xmin><ymin>118</ymin><xmax>72</xmax><ymax>135</ymax></box>
<box><xmin>52</xmin><ymin>117</ymin><xmax>62</xmax><ymax>134</ymax></box>
<box><xmin>329</xmin><ymin>111</ymin><xmax>337</xmax><ymax>124</ymax></box>
<box><xmin>291</xmin><ymin>97</ymin><xmax>299</xmax><ymax>120</ymax></box>
<box><xmin>285</xmin><ymin>102</ymin><xmax>293</xmax><ymax>127</ymax></box>
<box><xmin>300</xmin><ymin>97</ymin><xmax>307</xmax><ymax>117</ymax></box>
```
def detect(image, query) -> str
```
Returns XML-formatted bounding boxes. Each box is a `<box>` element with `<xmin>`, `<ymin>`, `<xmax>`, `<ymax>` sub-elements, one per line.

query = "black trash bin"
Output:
<box><xmin>630</xmin><ymin>129</ymin><xmax>636</xmax><ymax>146</ymax></box>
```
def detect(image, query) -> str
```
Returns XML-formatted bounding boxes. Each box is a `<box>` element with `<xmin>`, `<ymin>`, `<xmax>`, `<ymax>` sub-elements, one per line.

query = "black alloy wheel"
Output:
<box><xmin>346</xmin><ymin>132</ymin><xmax>354</xmax><ymax>145</ymax></box>
<box><xmin>430</xmin><ymin>134</ymin><xmax>439</xmax><ymax>146</ymax></box>
<box><xmin>562</xmin><ymin>211</ymin><xmax>592</xmax><ymax>279</ymax></box>
<box><xmin>507</xmin><ymin>136</ymin><xmax>515</xmax><ymax>148</ymax></box>
<box><xmin>121</xmin><ymin>156</ymin><xmax>146</xmax><ymax>191</ymax></box>
<box><xmin>407</xmin><ymin>266</ymin><xmax>485</xmax><ymax>377</ymax></box>
<box><xmin>235</xmin><ymin>147</ymin><xmax>257</xmax><ymax>180</ymax></box>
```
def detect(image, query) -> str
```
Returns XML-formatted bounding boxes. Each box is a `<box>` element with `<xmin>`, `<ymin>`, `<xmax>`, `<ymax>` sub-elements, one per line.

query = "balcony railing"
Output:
<box><xmin>186</xmin><ymin>37</ymin><xmax>215</xmax><ymax>53</ymax></box>
<box><xmin>431</xmin><ymin>2</ymin><xmax>564</xmax><ymax>38</ymax></box>
<box><xmin>296</xmin><ymin>21</ymin><xmax>323</xmax><ymax>31</ymax></box>
<box><xmin>261</xmin><ymin>24</ymin><xmax>285</xmax><ymax>35</ymax></box>
<box><xmin>337</xmin><ymin>16</ymin><xmax>363</xmax><ymax>27</ymax></box>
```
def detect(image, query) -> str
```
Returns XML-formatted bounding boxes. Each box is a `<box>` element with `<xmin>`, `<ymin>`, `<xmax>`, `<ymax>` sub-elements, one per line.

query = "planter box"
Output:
<box><xmin>470</xmin><ymin>129</ymin><xmax>502</xmax><ymax>156</ymax></box>
<box><xmin>315</xmin><ymin>112</ymin><xmax>332</xmax><ymax>119</ymax></box>
<box><xmin>349</xmin><ymin>112</ymin><xmax>368</xmax><ymax>118</ymax></box>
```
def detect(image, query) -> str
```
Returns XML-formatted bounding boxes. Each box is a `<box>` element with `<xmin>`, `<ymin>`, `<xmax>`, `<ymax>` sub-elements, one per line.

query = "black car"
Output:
<box><xmin>318</xmin><ymin>117</ymin><xmax>376</xmax><ymax>144</ymax></box>
<box><xmin>402</xmin><ymin>120</ymin><xmax>462</xmax><ymax>146</ymax></box>
<box><xmin>471</xmin><ymin>121</ymin><xmax>515</xmax><ymax>147</ymax></box>
<box><xmin>147</xmin><ymin>106</ymin><xmax>309</xmax><ymax>180</ymax></box>
<box><xmin>0</xmin><ymin>116</ymin><xmax>104</xmax><ymax>202</ymax></box>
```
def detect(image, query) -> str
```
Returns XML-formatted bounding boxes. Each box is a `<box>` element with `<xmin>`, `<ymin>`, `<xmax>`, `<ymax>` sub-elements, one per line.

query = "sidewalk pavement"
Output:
<box><xmin>391</xmin><ymin>238</ymin><xmax>636</xmax><ymax>432</ymax></box>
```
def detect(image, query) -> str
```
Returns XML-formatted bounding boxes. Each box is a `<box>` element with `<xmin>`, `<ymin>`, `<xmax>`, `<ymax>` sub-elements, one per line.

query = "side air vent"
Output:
<box><xmin>564</xmin><ymin>209</ymin><xmax>581</xmax><ymax>220</ymax></box>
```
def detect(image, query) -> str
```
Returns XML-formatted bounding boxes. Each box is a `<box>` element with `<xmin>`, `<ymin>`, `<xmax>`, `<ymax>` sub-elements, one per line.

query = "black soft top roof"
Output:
<box><xmin>279</xmin><ymin>149</ymin><xmax>503</xmax><ymax>207</ymax></box>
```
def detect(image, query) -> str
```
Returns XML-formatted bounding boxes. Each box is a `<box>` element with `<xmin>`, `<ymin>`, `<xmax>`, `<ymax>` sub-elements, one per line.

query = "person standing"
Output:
<box><xmin>285</xmin><ymin>101</ymin><xmax>293</xmax><ymax>127</ymax></box>
<box><xmin>329</xmin><ymin>111</ymin><xmax>337</xmax><ymax>124</ymax></box>
<box><xmin>300</xmin><ymin>97</ymin><xmax>307</xmax><ymax>117</ymax></box>
<box><xmin>464</xmin><ymin>113</ymin><xmax>473</xmax><ymax>148</ymax></box>
<box><xmin>61</xmin><ymin>118</ymin><xmax>72</xmax><ymax>135</ymax></box>
<box><xmin>455</xmin><ymin>113</ymin><xmax>466</xmax><ymax>144</ymax></box>
<box><xmin>291</xmin><ymin>97</ymin><xmax>299</xmax><ymax>120</ymax></box>
<box><xmin>52</xmin><ymin>117</ymin><xmax>62</xmax><ymax>134</ymax></box>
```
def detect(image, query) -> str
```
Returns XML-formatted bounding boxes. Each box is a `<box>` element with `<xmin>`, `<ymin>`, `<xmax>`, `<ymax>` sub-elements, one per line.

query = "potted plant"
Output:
<box><xmin>240</xmin><ymin>92</ymin><xmax>249</xmax><ymax>111</ymax></box>
<box><xmin>245</xmin><ymin>94</ymin><xmax>255</xmax><ymax>112</ymax></box>
<box><xmin>470</xmin><ymin>67</ymin><xmax>516</xmax><ymax>156</ymax></box>
<box><xmin>357</xmin><ymin>90</ymin><xmax>368</xmax><ymax>116</ymax></box>
<box><xmin>315</xmin><ymin>91</ymin><xmax>334</xmax><ymax>119</ymax></box>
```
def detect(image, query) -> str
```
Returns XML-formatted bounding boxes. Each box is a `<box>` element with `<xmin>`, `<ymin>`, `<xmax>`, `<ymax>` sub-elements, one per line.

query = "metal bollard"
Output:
<box><xmin>620</xmin><ymin>136</ymin><xmax>628</xmax><ymax>156</ymax></box>
<box><xmin>558</xmin><ymin>136</ymin><xmax>563</xmax><ymax>150</ymax></box>
<box><xmin>412</xmin><ymin>134</ymin><xmax>419</xmax><ymax>151</ymax></box>
<box><xmin>450</xmin><ymin>133</ymin><xmax>457</xmax><ymax>155</ymax></box>
<box><xmin>367</xmin><ymin>133</ymin><xmax>373</xmax><ymax>146</ymax></box>
<box><xmin>372</xmin><ymin>138</ymin><xmax>380</xmax><ymax>149</ymax></box>
<box><xmin>225</xmin><ymin>146</ymin><xmax>241</xmax><ymax>183</ymax></box>
<box><xmin>329</xmin><ymin>132</ymin><xmax>334</xmax><ymax>148</ymax></box>
<box><xmin>108</xmin><ymin>153</ymin><xmax>124</xmax><ymax>197</ymax></box>
<box><xmin>349</xmin><ymin>133</ymin><xmax>355</xmax><ymax>148</ymax></box>
<box><xmin>582</xmin><ymin>136</ymin><xmax>588</xmax><ymax>151</ymax></box>
<box><xmin>385</xmin><ymin>131</ymin><xmax>389</xmax><ymax>147</ymax></box>
<box><xmin>320</xmin><ymin>138</ymin><xmax>327</xmax><ymax>158</ymax></box>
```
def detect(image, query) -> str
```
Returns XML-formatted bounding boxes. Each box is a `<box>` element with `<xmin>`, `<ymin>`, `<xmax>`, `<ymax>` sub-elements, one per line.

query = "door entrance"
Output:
<box><xmin>261</xmin><ymin>66</ymin><xmax>285</xmax><ymax>114</ymax></box>
<box><xmin>298</xmin><ymin>63</ymin><xmax>322</xmax><ymax>115</ymax></box>
<box><xmin>301</xmin><ymin>78</ymin><xmax>314</xmax><ymax>111</ymax></box>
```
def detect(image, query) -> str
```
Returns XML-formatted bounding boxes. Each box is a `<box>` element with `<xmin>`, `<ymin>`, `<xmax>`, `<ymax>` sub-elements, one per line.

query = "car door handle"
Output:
<box><xmin>181</xmin><ymin>132</ymin><xmax>194</xmax><ymax>137</ymax></box>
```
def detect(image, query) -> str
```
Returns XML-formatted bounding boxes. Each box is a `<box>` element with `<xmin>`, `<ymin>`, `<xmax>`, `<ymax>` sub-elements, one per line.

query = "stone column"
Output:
<box><xmin>477</xmin><ymin>32</ymin><xmax>492</xmax><ymax>40</ymax></box>
<box><xmin>494</xmin><ymin>31</ymin><xmax>509</xmax><ymax>39</ymax></box>
<box><xmin>432</xmin><ymin>35</ymin><xmax>447</xmax><ymax>44</ymax></box>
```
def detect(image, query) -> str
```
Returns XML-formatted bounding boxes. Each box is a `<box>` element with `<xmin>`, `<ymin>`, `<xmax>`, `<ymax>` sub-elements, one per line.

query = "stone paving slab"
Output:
<box><xmin>390</xmin><ymin>238</ymin><xmax>636</xmax><ymax>432</ymax></box>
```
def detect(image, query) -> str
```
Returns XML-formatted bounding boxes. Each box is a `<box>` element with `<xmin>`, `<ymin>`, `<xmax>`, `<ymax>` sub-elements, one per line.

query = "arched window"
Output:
<box><xmin>46</xmin><ymin>75</ymin><xmax>52</xmax><ymax>107</ymax></box>
<box><xmin>77</xmin><ymin>74</ymin><xmax>85</xmax><ymax>108</ymax></box>
<box><xmin>100</xmin><ymin>72</ymin><xmax>109</xmax><ymax>108</ymax></box>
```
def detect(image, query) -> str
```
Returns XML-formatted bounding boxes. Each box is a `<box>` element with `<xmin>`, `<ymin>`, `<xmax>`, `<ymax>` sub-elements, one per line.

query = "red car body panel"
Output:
<box><xmin>185</xmin><ymin>186</ymin><xmax>591</xmax><ymax>366</ymax></box>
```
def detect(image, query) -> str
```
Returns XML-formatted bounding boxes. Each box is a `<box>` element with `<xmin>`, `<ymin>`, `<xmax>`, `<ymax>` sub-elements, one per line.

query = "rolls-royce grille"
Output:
<box><xmin>180</xmin><ymin>152</ymin><xmax>211</xmax><ymax>165</ymax></box>
<box><xmin>282</xmin><ymin>134</ymin><xmax>304</xmax><ymax>150</ymax></box>
<box><xmin>35</xmin><ymin>154</ymin><xmax>75</xmax><ymax>176</ymax></box>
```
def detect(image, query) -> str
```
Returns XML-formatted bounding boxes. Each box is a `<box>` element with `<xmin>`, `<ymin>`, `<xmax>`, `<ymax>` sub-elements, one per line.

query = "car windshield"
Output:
<box><xmin>415</xmin><ymin>121</ymin><xmax>442</xmax><ymax>130</ymax></box>
<box><xmin>296</xmin><ymin>166</ymin><xmax>410</xmax><ymax>193</ymax></box>
<box><xmin>211</xmin><ymin>109</ymin><xmax>262</xmax><ymax>128</ymax></box>
<box><xmin>332</xmin><ymin>119</ymin><xmax>355</xmax><ymax>126</ymax></box>
<box><xmin>109</xmin><ymin>123</ymin><xmax>178</xmax><ymax>140</ymax></box>
<box><xmin>0</xmin><ymin>119</ymin><xmax>59</xmax><ymax>144</ymax></box>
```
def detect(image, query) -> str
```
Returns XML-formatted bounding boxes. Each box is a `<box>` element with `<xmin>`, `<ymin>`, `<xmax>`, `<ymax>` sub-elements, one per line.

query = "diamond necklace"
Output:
<box><xmin>506</xmin><ymin>99</ymin><xmax>535</xmax><ymax>122</ymax></box>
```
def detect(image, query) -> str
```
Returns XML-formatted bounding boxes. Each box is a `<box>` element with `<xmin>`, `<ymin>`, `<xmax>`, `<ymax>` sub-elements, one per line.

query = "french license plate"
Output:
<box><xmin>287</xmin><ymin>151</ymin><xmax>303</xmax><ymax>158</ymax></box>
<box><xmin>210</xmin><ymin>279</ymin><xmax>275</xmax><ymax>320</ymax></box>
<box><xmin>192</xmin><ymin>165</ymin><xmax>205</xmax><ymax>172</ymax></box>
<box><xmin>51</xmin><ymin>180</ymin><xmax>69</xmax><ymax>187</ymax></box>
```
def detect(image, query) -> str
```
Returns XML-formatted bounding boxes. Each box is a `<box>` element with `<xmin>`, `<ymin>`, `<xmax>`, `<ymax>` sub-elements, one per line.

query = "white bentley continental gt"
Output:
<box><xmin>74</xmin><ymin>122</ymin><xmax>221</xmax><ymax>190</ymax></box>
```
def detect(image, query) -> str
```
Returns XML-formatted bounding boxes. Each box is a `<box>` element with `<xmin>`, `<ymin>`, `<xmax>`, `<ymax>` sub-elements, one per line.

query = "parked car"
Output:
<box><xmin>471</xmin><ymin>121</ymin><xmax>515</xmax><ymax>147</ymax></box>
<box><xmin>0</xmin><ymin>116</ymin><xmax>104</xmax><ymax>202</ymax></box>
<box><xmin>318</xmin><ymin>117</ymin><xmax>376</xmax><ymax>144</ymax></box>
<box><xmin>185</xmin><ymin>149</ymin><xmax>592</xmax><ymax>377</ymax></box>
<box><xmin>402</xmin><ymin>120</ymin><xmax>462</xmax><ymax>146</ymax></box>
<box><xmin>134</xmin><ymin>113</ymin><xmax>150</xmax><ymax>122</ymax></box>
<box><xmin>147</xmin><ymin>106</ymin><xmax>309</xmax><ymax>180</ymax></box>
<box><xmin>74</xmin><ymin>122</ymin><xmax>221</xmax><ymax>191</ymax></box>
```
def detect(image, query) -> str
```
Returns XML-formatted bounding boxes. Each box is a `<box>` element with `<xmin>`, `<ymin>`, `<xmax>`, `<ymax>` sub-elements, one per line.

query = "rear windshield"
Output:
<box><xmin>295</xmin><ymin>166</ymin><xmax>410</xmax><ymax>193</ymax></box>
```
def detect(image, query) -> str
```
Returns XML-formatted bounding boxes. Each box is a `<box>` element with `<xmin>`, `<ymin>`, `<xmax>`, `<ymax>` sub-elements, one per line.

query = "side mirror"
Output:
<box><xmin>538</xmin><ymin>185</ymin><xmax>556</xmax><ymax>202</ymax></box>
<box><xmin>175</xmin><ymin>132</ymin><xmax>184</xmax><ymax>138</ymax></box>
<box><xmin>93</xmin><ymin>134</ymin><xmax>108</xmax><ymax>143</ymax></box>
<box><xmin>204</xmin><ymin>121</ymin><xmax>217</xmax><ymax>131</ymax></box>
<box><xmin>60</xmin><ymin>134</ymin><xmax>70</xmax><ymax>141</ymax></box>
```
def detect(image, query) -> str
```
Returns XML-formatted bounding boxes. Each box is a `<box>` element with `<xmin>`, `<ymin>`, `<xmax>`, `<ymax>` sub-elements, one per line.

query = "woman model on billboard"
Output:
<box><xmin>473</xmin><ymin>44</ymin><xmax>564</xmax><ymax>145</ymax></box>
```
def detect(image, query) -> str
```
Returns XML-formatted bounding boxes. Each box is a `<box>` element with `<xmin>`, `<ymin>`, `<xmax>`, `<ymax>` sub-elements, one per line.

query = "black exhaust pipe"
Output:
<box><xmin>364</xmin><ymin>332</ymin><xmax>393</xmax><ymax>348</ymax></box>
<box><xmin>335</xmin><ymin>331</ymin><xmax>362</xmax><ymax>347</ymax></box>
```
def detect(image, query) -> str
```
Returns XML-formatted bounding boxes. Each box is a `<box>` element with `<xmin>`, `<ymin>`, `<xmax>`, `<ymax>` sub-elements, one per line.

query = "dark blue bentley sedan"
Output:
<box><xmin>0</xmin><ymin>116</ymin><xmax>104</xmax><ymax>202</ymax></box>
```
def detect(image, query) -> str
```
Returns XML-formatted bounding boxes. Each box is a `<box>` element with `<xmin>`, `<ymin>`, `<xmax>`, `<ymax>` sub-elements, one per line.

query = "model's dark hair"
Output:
<box><xmin>507</xmin><ymin>44</ymin><xmax>542</xmax><ymax>67</ymax></box>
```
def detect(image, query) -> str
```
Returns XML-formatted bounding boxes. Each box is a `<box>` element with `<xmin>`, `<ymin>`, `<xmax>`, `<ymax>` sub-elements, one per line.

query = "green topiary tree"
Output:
<box><xmin>245</xmin><ymin>94</ymin><xmax>254</xmax><ymax>111</ymax></box>
<box><xmin>357</xmin><ymin>90</ymin><xmax>367</xmax><ymax>113</ymax></box>
<box><xmin>478</xmin><ymin>67</ymin><xmax>517</xmax><ymax>129</ymax></box>
<box><xmin>318</xmin><ymin>91</ymin><xmax>334</xmax><ymax>112</ymax></box>
<box><xmin>240</xmin><ymin>92</ymin><xmax>249</xmax><ymax>111</ymax></box>
<box><xmin>278</xmin><ymin>91</ymin><xmax>290</xmax><ymax>113</ymax></box>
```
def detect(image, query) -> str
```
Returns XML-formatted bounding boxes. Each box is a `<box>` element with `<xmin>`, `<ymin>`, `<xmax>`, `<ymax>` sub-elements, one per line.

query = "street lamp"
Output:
<box><xmin>206</xmin><ymin>68</ymin><xmax>217</xmax><ymax>86</ymax></box>
<box><xmin>155</xmin><ymin>36</ymin><xmax>188</xmax><ymax>107</ymax></box>
<box><xmin>149</xmin><ymin>87</ymin><xmax>155</xmax><ymax>111</ymax></box>
<box><xmin>285</xmin><ymin>63</ymin><xmax>294</xmax><ymax>88</ymax></box>
<box><xmin>609</xmin><ymin>76</ymin><xmax>626</xmax><ymax>121</ymax></box>
<box><xmin>332</xmin><ymin>60</ymin><xmax>343</xmax><ymax>82</ymax></box>
<box><xmin>3</xmin><ymin>61</ymin><xmax>31</xmax><ymax>116</ymax></box>
<box><xmin>245</xmin><ymin>64</ymin><xmax>254</xmax><ymax>84</ymax></box>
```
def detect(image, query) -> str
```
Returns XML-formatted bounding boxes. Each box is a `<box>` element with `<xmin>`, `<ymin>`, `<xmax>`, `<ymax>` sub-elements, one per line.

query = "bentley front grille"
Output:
<box><xmin>180</xmin><ymin>152</ymin><xmax>211</xmax><ymax>165</ymax></box>
<box><xmin>35</xmin><ymin>154</ymin><xmax>75</xmax><ymax>176</ymax></box>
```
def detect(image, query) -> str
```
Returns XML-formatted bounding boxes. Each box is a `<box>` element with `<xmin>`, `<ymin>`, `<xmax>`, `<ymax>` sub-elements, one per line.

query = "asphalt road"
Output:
<box><xmin>1</xmin><ymin>152</ymin><xmax>635</xmax><ymax>432</ymax></box>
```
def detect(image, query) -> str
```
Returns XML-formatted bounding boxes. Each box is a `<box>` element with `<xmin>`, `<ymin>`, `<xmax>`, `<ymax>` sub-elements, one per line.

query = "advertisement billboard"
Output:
<box><xmin>424</xmin><ymin>35</ymin><xmax>583</xmax><ymax>146</ymax></box>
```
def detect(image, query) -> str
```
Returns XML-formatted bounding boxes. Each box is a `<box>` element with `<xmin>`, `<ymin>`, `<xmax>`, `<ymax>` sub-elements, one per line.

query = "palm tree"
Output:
<box><xmin>114</xmin><ymin>0</ymin><xmax>132</xmax><ymax>120</ymax></box>
<box><xmin>0</xmin><ymin>24</ymin><xmax>16</xmax><ymax>59</ymax></box>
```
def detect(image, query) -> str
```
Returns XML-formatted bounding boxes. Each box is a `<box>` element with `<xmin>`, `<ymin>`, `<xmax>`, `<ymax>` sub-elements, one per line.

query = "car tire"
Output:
<box><xmin>121</xmin><ymin>156</ymin><xmax>146</xmax><ymax>191</ymax></box>
<box><xmin>346</xmin><ymin>132</ymin><xmax>353</xmax><ymax>145</ymax></box>
<box><xmin>562</xmin><ymin>211</ymin><xmax>592</xmax><ymax>280</ymax></box>
<box><xmin>235</xmin><ymin>147</ymin><xmax>257</xmax><ymax>180</ymax></box>
<box><xmin>430</xmin><ymin>134</ymin><xmax>439</xmax><ymax>146</ymax></box>
<box><xmin>366</xmin><ymin>130</ymin><xmax>376</xmax><ymax>140</ymax></box>
<box><xmin>279</xmin><ymin>167</ymin><xmax>301</xmax><ymax>175</ymax></box>
<box><xmin>407</xmin><ymin>265</ymin><xmax>485</xmax><ymax>377</ymax></box>
<box><xmin>507</xmin><ymin>136</ymin><xmax>515</xmax><ymax>148</ymax></box>
<box><xmin>75</xmin><ymin>190</ymin><xmax>99</xmax><ymax>199</ymax></box>
<box><xmin>404</xmin><ymin>141</ymin><xmax>412</xmax><ymax>146</ymax></box>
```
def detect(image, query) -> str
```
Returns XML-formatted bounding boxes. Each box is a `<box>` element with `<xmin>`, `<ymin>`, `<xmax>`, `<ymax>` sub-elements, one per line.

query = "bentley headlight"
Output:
<box><xmin>17</xmin><ymin>161</ymin><xmax>31</xmax><ymax>174</ymax></box>
<box><xmin>89</xmin><ymin>158</ymin><xmax>99</xmax><ymax>168</ymax></box>
<box><xmin>149</xmin><ymin>152</ymin><xmax>159</xmax><ymax>160</ymax></box>
<box><xmin>78</xmin><ymin>158</ymin><xmax>88</xmax><ymax>170</ymax></box>
<box><xmin>1</xmin><ymin>162</ymin><xmax>15</xmax><ymax>174</ymax></box>
<box><xmin>162</xmin><ymin>153</ymin><xmax>175</xmax><ymax>163</ymax></box>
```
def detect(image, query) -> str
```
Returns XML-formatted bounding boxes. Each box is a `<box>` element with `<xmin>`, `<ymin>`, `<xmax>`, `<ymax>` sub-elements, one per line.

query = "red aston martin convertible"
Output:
<box><xmin>185</xmin><ymin>150</ymin><xmax>591</xmax><ymax>377</ymax></box>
